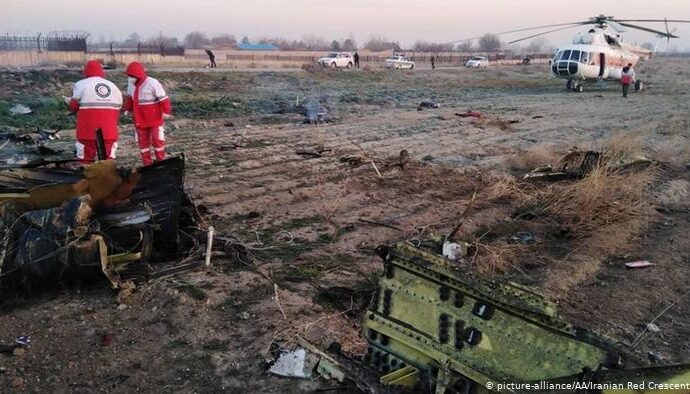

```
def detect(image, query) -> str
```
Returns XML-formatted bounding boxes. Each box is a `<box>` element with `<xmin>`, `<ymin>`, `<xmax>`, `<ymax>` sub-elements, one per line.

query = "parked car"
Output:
<box><xmin>385</xmin><ymin>55</ymin><xmax>415</xmax><ymax>70</ymax></box>
<box><xmin>465</xmin><ymin>56</ymin><xmax>489</xmax><ymax>68</ymax></box>
<box><xmin>317</xmin><ymin>52</ymin><xmax>354</xmax><ymax>69</ymax></box>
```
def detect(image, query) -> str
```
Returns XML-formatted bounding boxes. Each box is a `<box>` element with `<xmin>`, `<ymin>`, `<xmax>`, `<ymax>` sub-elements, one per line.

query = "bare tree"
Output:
<box><xmin>302</xmin><ymin>35</ymin><xmax>329</xmax><ymax>51</ymax></box>
<box><xmin>363</xmin><ymin>35</ymin><xmax>401</xmax><ymax>52</ymax></box>
<box><xmin>342</xmin><ymin>36</ymin><xmax>357</xmax><ymax>51</ymax></box>
<box><xmin>184</xmin><ymin>31</ymin><xmax>210</xmax><ymax>49</ymax></box>
<box><xmin>524</xmin><ymin>37</ymin><xmax>547</xmax><ymax>53</ymax></box>
<box><xmin>331</xmin><ymin>40</ymin><xmax>341</xmax><ymax>51</ymax></box>
<box><xmin>478</xmin><ymin>33</ymin><xmax>501</xmax><ymax>52</ymax></box>
<box><xmin>412</xmin><ymin>41</ymin><xmax>453</xmax><ymax>52</ymax></box>
<box><xmin>146</xmin><ymin>35</ymin><xmax>180</xmax><ymax>47</ymax></box>
<box><xmin>255</xmin><ymin>36</ymin><xmax>301</xmax><ymax>50</ymax></box>
<box><xmin>122</xmin><ymin>33</ymin><xmax>141</xmax><ymax>48</ymax></box>
<box><xmin>211</xmin><ymin>34</ymin><xmax>236</xmax><ymax>47</ymax></box>
<box><xmin>457</xmin><ymin>40</ymin><xmax>473</xmax><ymax>52</ymax></box>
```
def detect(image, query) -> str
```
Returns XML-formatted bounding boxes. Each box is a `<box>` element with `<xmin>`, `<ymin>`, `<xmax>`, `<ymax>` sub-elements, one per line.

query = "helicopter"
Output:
<box><xmin>453</xmin><ymin>15</ymin><xmax>690</xmax><ymax>92</ymax></box>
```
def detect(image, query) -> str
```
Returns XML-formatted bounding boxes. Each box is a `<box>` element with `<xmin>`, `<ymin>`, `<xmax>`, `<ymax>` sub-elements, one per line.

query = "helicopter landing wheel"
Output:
<box><xmin>570</xmin><ymin>81</ymin><xmax>584</xmax><ymax>93</ymax></box>
<box><xmin>566</xmin><ymin>80</ymin><xmax>573</xmax><ymax>90</ymax></box>
<box><xmin>635</xmin><ymin>79</ymin><xmax>643</xmax><ymax>92</ymax></box>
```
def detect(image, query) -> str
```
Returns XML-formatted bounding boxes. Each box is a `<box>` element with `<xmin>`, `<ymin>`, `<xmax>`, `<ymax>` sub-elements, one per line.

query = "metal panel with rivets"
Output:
<box><xmin>362</xmin><ymin>242</ymin><xmax>625</xmax><ymax>393</ymax></box>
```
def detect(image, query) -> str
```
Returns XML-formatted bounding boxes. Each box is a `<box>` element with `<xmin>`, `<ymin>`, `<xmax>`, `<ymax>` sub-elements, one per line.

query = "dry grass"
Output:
<box><xmin>598</xmin><ymin>132</ymin><xmax>645</xmax><ymax>157</ymax></box>
<box><xmin>485</xmin><ymin>174</ymin><xmax>531</xmax><ymax>203</ymax></box>
<box><xmin>471</xmin><ymin>117</ymin><xmax>519</xmax><ymax>131</ymax></box>
<box><xmin>525</xmin><ymin>164</ymin><xmax>654</xmax><ymax>234</ymax></box>
<box><xmin>470</xmin><ymin>142</ymin><xmax>657</xmax><ymax>289</ymax></box>
<box><xmin>507</xmin><ymin>143</ymin><xmax>561</xmax><ymax>171</ymax></box>
<box><xmin>470</xmin><ymin>243</ymin><xmax>528</xmax><ymax>275</ymax></box>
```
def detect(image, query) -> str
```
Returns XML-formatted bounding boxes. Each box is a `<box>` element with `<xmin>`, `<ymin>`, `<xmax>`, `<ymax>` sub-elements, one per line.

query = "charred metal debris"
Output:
<box><xmin>359</xmin><ymin>241</ymin><xmax>690</xmax><ymax>393</ymax></box>
<box><xmin>0</xmin><ymin>155</ymin><xmax>207</xmax><ymax>294</ymax></box>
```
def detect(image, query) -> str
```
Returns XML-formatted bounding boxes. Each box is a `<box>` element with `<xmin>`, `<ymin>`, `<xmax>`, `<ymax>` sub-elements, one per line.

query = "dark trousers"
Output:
<box><xmin>622</xmin><ymin>84</ymin><xmax>630</xmax><ymax>97</ymax></box>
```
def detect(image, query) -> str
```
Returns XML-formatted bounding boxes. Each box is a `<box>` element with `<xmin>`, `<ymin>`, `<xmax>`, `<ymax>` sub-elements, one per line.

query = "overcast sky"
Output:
<box><xmin>3</xmin><ymin>0</ymin><xmax>690</xmax><ymax>50</ymax></box>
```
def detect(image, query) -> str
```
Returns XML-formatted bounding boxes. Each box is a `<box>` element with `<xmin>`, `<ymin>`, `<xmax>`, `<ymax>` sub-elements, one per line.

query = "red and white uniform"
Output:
<box><xmin>69</xmin><ymin>60</ymin><xmax>122</xmax><ymax>163</ymax></box>
<box><xmin>123</xmin><ymin>62</ymin><xmax>172</xmax><ymax>166</ymax></box>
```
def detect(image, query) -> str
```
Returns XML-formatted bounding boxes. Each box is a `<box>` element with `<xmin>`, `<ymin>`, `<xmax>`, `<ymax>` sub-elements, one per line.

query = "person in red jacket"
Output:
<box><xmin>123</xmin><ymin>62</ymin><xmax>172</xmax><ymax>166</ymax></box>
<box><xmin>67</xmin><ymin>60</ymin><xmax>123</xmax><ymax>163</ymax></box>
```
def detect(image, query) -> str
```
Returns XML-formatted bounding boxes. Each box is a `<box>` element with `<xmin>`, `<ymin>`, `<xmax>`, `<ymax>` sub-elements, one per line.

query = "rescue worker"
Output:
<box><xmin>67</xmin><ymin>60</ymin><xmax>123</xmax><ymax>163</ymax></box>
<box><xmin>123</xmin><ymin>62</ymin><xmax>172</xmax><ymax>166</ymax></box>
<box><xmin>353</xmin><ymin>52</ymin><xmax>360</xmax><ymax>68</ymax></box>
<box><xmin>621</xmin><ymin>63</ymin><xmax>635</xmax><ymax>98</ymax></box>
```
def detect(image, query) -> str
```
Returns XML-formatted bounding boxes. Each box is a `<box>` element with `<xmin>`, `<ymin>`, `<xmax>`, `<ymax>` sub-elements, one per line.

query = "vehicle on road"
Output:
<box><xmin>465</xmin><ymin>56</ymin><xmax>489</xmax><ymax>68</ymax></box>
<box><xmin>317</xmin><ymin>52</ymin><xmax>354</xmax><ymax>69</ymax></box>
<box><xmin>385</xmin><ymin>55</ymin><xmax>415</xmax><ymax>70</ymax></box>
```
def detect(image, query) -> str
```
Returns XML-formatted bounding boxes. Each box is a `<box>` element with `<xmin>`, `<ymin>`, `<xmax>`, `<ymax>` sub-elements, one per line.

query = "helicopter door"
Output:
<box><xmin>598</xmin><ymin>53</ymin><xmax>606</xmax><ymax>78</ymax></box>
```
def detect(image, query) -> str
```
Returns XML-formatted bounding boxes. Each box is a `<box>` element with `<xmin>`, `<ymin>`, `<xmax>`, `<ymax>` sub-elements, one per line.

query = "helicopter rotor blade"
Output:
<box><xmin>445</xmin><ymin>21</ymin><xmax>587</xmax><ymax>44</ymax></box>
<box><xmin>612</xmin><ymin>19</ymin><xmax>690</xmax><ymax>23</ymax></box>
<box><xmin>616</xmin><ymin>22</ymin><xmax>680</xmax><ymax>38</ymax></box>
<box><xmin>507</xmin><ymin>24</ymin><xmax>586</xmax><ymax>44</ymax></box>
<box><xmin>606</xmin><ymin>20</ymin><xmax>627</xmax><ymax>33</ymax></box>
<box><xmin>445</xmin><ymin>17</ymin><xmax>690</xmax><ymax>46</ymax></box>
<box><xmin>492</xmin><ymin>21</ymin><xmax>590</xmax><ymax>36</ymax></box>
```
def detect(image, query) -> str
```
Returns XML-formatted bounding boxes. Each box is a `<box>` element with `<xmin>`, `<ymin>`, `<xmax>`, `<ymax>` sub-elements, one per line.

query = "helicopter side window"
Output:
<box><xmin>554</xmin><ymin>50</ymin><xmax>563</xmax><ymax>61</ymax></box>
<box><xmin>570</xmin><ymin>50</ymin><xmax>580</xmax><ymax>61</ymax></box>
<box><xmin>561</xmin><ymin>50</ymin><xmax>571</xmax><ymax>62</ymax></box>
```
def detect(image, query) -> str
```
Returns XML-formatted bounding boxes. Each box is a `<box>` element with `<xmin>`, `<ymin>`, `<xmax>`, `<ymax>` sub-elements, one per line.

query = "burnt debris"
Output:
<box><xmin>0</xmin><ymin>156</ymin><xmax>202</xmax><ymax>294</ymax></box>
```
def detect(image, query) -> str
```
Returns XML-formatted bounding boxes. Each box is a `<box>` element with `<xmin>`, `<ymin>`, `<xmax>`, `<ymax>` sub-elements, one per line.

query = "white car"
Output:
<box><xmin>385</xmin><ymin>55</ymin><xmax>415</xmax><ymax>70</ymax></box>
<box><xmin>465</xmin><ymin>56</ymin><xmax>489</xmax><ymax>68</ymax></box>
<box><xmin>317</xmin><ymin>52</ymin><xmax>355</xmax><ymax>69</ymax></box>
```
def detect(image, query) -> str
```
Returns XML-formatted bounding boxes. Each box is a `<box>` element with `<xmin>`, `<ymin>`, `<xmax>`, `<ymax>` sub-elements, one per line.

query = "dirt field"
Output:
<box><xmin>1</xmin><ymin>59</ymin><xmax>690</xmax><ymax>393</ymax></box>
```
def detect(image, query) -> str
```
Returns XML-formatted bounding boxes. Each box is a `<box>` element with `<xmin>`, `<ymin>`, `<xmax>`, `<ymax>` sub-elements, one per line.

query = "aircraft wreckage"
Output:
<box><xmin>360</xmin><ymin>241</ymin><xmax>690</xmax><ymax>393</ymax></box>
<box><xmin>0</xmin><ymin>154</ymin><xmax>200</xmax><ymax>293</ymax></box>
<box><xmin>2</xmin><ymin>134</ymin><xmax>688</xmax><ymax>393</ymax></box>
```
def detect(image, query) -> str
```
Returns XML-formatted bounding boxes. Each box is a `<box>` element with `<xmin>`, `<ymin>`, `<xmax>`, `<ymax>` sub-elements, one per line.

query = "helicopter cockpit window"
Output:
<box><xmin>580</xmin><ymin>51</ymin><xmax>589</xmax><ymax>64</ymax></box>
<box><xmin>561</xmin><ymin>50</ymin><xmax>571</xmax><ymax>62</ymax></box>
<box><xmin>554</xmin><ymin>51</ymin><xmax>563</xmax><ymax>61</ymax></box>
<box><xmin>570</xmin><ymin>50</ymin><xmax>581</xmax><ymax>61</ymax></box>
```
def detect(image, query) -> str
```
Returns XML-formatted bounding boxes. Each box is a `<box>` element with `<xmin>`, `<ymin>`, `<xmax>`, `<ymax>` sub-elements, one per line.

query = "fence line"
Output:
<box><xmin>89</xmin><ymin>44</ymin><xmax>185</xmax><ymax>57</ymax></box>
<box><xmin>217</xmin><ymin>53</ymin><xmax>553</xmax><ymax>64</ymax></box>
<box><xmin>0</xmin><ymin>35</ymin><xmax>87</xmax><ymax>52</ymax></box>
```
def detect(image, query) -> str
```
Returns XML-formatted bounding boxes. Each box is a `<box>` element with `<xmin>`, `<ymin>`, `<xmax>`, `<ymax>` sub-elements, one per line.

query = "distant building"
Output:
<box><xmin>236</xmin><ymin>42</ymin><xmax>279</xmax><ymax>51</ymax></box>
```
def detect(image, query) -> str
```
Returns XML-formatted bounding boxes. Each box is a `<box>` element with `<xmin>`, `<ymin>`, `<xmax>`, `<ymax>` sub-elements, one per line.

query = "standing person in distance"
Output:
<box><xmin>621</xmin><ymin>63</ymin><xmax>635</xmax><ymax>98</ymax></box>
<box><xmin>205</xmin><ymin>49</ymin><xmax>217</xmax><ymax>68</ymax></box>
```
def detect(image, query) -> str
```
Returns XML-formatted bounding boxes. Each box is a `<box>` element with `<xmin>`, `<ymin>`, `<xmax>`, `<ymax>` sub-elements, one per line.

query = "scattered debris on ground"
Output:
<box><xmin>524</xmin><ymin>147</ymin><xmax>652</xmax><ymax>180</ymax></box>
<box><xmin>295</xmin><ymin>147</ymin><xmax>332</xmax><ymax>158</ymax></box>
<box><xmin>455</xmin><ymin>111</ymin><xmax>483</xmax><ymax>118</ymax></box>
<box><xmin>9</xmin><ymin>104</ymin><xmax>32</xmax><ymax>116</ymax></box>
<box><xmin>625</xmin><ymin>260</ymin><xmax>655</xmax><ymax>269</ymax></box>
<box><xmin>1</xmin><ymin>60</ymin><xmax>689</xmax><ymax>392</ymax></box>
<box><xmin>417</xmin><ymin>101</ymin><xmax>440</xmax><ymax>110</ymax></box>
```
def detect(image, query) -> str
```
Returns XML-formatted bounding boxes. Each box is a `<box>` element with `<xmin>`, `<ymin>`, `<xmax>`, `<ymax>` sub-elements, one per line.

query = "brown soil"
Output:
<box><xmin>1</xmin><ymin>59</ymin><xmax>690</xmax><ymax>392</ymax></box>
